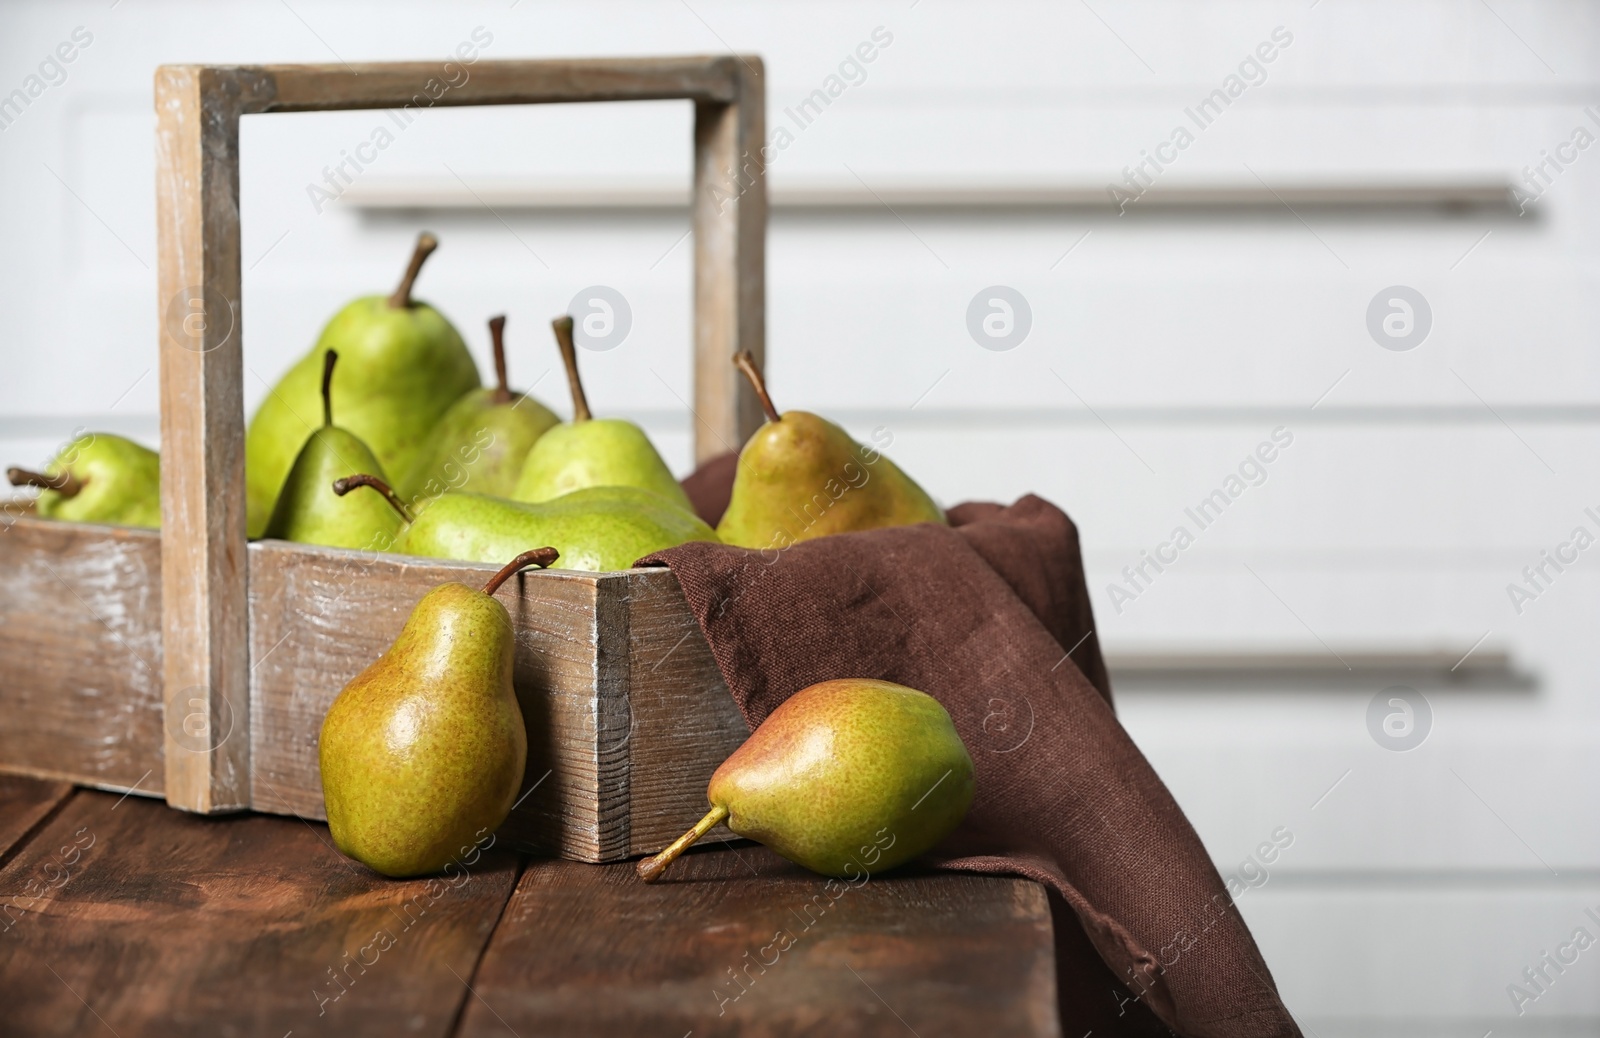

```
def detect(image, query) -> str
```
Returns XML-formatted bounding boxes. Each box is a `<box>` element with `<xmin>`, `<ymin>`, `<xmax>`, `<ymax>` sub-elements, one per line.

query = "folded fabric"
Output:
<box><xmin>645</xmin><ymin>460</ymin><xmax>1300</xmax><ymax>1037</ymax></box>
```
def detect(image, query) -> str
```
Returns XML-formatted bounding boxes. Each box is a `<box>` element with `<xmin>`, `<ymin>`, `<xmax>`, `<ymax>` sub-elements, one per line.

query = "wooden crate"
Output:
<box><xmin>0</xmin><ymin>56</ymin><xmax>766</xmax><ymax>862</ymax></box>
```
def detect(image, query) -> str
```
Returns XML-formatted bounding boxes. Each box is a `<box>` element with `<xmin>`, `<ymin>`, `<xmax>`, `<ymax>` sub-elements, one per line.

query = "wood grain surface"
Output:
<box><xmin>0</xmin><ymin>776</ymin><xmax>74</xmax><ymax>864</ymax></box>
<box><xmin>0</xmin><ymin>518</ymin><xmax>165</xmax><ymax>796</ymax></box>
<box><xmin>0</xmin><ymin>789</ymin><xmax>519</xmax><ymax>1037</ymax></box>
<box><xmin>155</xmin><ymin>64</ymin><xmax>259</xmax><ymax>814</ymax></box>
<box><xmin>461</xmin><ymin>846</ymin><xmax>1060</xmax><ymax>1038</ymax></box>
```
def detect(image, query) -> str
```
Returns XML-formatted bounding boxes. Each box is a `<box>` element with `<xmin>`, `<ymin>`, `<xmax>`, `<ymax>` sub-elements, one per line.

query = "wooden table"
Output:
<box><xmin>0</xmin><ymin>776</ymin><xmax>1059</xmax><ymax>1036</ymax></box>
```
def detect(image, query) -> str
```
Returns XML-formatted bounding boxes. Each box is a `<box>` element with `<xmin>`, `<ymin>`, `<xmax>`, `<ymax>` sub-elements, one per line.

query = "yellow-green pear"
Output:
<box><xmin>245</xmin><ymin>232</ymin><xmax>480</xmax><ymax>536</ymax></box>
<box><xmin>333</xmin><ymin>474</ymin><xmax>718</xmax><ymax>572</ymax></box>
<box><xmin>510</xmin><ymin>316</ymin><xmax>694</xmax><ymax>512</ymax></box>
<box><xmin>319</xmin><ymin>547</ymin><xmax>558</xmax><ymax>877</ymax></box>
<box><xmin>715</xmin><ymin>352</ymin><xmax>946</xmax><ymax>552</ymax></box>
<box><xmin>400</xmin><ymin>314</ymin><xmax>559</xmax><ymax>504</ymax></box>
<box><xmin>262</xmin><ymin>351</ymin><xmax>405</xmax><ymax>552</ymax></box>
<box><xmin>638</xmin><ymin>679</ymin><xmax>974</xmax><ymax>882</ymax></box>
<box><xmin>9</xmin><ymin>433</ymin><xmax>161</xmax><ymax>529</ymax></box>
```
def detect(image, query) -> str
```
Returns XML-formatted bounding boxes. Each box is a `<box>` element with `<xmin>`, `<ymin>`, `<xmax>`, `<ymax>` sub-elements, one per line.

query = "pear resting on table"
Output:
<box><xmin>638</xmin><ymin>679</ymin><xmax>975</xmax><ymax>882</ymax></box>
<box><xmin>320</xmin><ymin>547</ymin><xmax>558</xmax><ymax>877</ymax></box>
<box><xmin>8</xmin><ymin>432</ymin><xmax>161</xmax><ymax>529</ymax></box>
<box><xmin>245</xmin><ymin>231</ymin><xmax>480</xmax><ymax>537</ymax></box>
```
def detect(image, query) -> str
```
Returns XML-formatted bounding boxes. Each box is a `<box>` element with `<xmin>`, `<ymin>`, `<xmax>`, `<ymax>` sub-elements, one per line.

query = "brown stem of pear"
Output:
<box><xmin>8</xmin><ymin>467</ymin><xmax>83</xmax><ymax>498</ymax></box>
<box><xmin>636</xmin><ymin>803</ymin><xmax>729</xmax><ymax>883</ymax></box>
<box><xmin>321</xmin><ymin>349</ymin><xmax>338</xmax><ymax>428</ymax></box>
<box><xmin>488</xmin><ymin>315</ymin><xmax>512</xmax><ymax>405</ymax></box>
<box><xmin>387</xmin><ymin>232</ymin><xmax>439</xmax><ymax>309</ymax></box>
<box><xmin>733</xmin><ymin>351</ymin><xmax>780</xmax><ymax>424</ymax></box>
<box><xmin>331</xmin><ymin>473</ymin><xmax>415</xmax><ymax>524</ymax></box>
<box><xmin>481</xmin><ymin>547</ymin><xmax>561</xmax><ymax>596</ymax></box>
<box><xmin>551</xmin><ymin>315</ymin><xmax>591</xmax><ymax>422</ymax></box>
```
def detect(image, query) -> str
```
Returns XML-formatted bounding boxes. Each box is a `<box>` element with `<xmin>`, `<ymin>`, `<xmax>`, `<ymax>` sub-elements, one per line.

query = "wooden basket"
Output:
<box><xmin>0</xmin><ymin>56</ymin><xmax>767</xmax><ymax>862</ymax></box>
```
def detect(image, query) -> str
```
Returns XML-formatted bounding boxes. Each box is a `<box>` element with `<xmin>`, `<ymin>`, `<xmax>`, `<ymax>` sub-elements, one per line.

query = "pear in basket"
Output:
<box><xmin>245</xmin><ymin>232</ymin><xmax>480</xmax><ymax>537</ymax></box>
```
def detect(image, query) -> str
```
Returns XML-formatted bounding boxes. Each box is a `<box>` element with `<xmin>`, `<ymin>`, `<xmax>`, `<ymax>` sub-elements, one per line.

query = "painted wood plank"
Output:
<box><xmin>0</xmin><ymin>518</ymin><xmax>164</xmax><ymax>796</ymax></box>
<box><xmin>0</xmin><ymin>788</ymin><xmax>518</xmax><ymax>1037</ymax></box>
<box><xmin>459</xmin><ymin>845</ymin><xmax>1060</xmax><ymax>1037</ymax></box>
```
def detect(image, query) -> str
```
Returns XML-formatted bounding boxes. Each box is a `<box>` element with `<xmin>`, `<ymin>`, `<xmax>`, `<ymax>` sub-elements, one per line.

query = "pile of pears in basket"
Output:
<box><xmin>11</xmin><ymin>232</ymin><xmax>976</xmax><ymax>883</ymax></box>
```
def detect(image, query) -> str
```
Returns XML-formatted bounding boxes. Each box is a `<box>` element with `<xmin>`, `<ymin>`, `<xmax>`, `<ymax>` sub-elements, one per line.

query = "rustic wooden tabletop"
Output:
<box><xmin>0</xmin><ymin>775</ymin><xmax>1058</xmax><ymax>1036</ymax></box>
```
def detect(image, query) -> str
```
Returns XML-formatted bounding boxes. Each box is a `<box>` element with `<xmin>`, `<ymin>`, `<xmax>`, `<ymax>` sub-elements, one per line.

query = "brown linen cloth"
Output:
<box><xmin>649</xmin><ymin>458</ymin><xmax>1300</xmax><ymax>1038</ymax></box>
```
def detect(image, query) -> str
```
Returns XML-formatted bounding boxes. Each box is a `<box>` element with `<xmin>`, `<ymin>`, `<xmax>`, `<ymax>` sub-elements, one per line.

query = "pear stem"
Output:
<box><xmin>733</xmin><ymin>351</ymin><xmax>780</xmax><ymax>424</ymax></box>
<box><xmin>636</xmin><ymin>803</ymin><xmax>729</xmax><ymax>883</ymax></box>
<box><xmin>387</xmin><ymin>231</ymin><xmax>438</xmax><ymax>309</ymax></box>
<box><xmin>488</xmin><ymin>315</ymin><xmax>512</xmax><ymax>405</ymax></box>
<box><xmin>481</xmin><ymin>547</ymin><xmax>561</xmax><ymax>596</ymax></box>
<box><xmin>8</xmin><ymin>467</ymin><xmax>82</xmax><ymax>498</ymax></box>
<box><xmin>321</xmin><ymin>349</ymin><xmax>338</xmax><ymax>428</ymax></box>
<box><xmin>551</xmin><ymin>315</ymin><xmax>591</xmax><ymax>422</ymax></box>
<box><xmin>331</xmin><ymin>473</ymin><xmax>415</xmax><ymax>523</ymax></box>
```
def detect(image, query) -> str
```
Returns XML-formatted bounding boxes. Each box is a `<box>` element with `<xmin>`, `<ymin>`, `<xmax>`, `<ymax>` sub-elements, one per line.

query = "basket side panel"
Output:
<box><xmin>620</xmin><ymin>568</ymin><xmax>747</xmax><ymax>856</ymax></box>
<box><xmin>246</xmin><ymin>541</ymin><xmax>608</xmax><ymax>860</ymax></box>
<box><xmin>0</xmin><ymin>518</ymin><xmax>165</xmax><ymax>794</ymax></box>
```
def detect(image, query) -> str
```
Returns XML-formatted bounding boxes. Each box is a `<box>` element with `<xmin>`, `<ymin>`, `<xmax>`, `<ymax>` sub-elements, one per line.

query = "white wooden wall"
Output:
<box><xmin>2</xmin><ymin>2</ymin><xmax>1598</xmax><ymax>1032</ymax></box>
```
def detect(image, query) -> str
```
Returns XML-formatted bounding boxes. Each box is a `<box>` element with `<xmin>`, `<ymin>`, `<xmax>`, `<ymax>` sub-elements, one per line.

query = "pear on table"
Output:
<box><xmin>245</xmin><ymin>231</ymin><xmax>480</xmax><ymax>536</ymax></box>
<box><xmin>638</xmin><ymin>679</ymin><xmax>975</xmax><ymax>882</ymax></box>
<box><xmin>262</xmin><ymin>350</ymin><xmax>404</xmax><ymax>552</ymax></box>
<box><xmin>511</xmin><ymin>315</ymin><xmax>694</xmax><ymax>513</ymax></box>
<box><xmin>319</xmin><ymin>547</ymin><xmax>558</xmax><ymax>877</ymax></box>
<box><xmin>400</xmin><ymin>314</ymin><xmax>559</xmax><ymax>503</ymax></box>
<box><xmin>715</xmin><ymin>352</ymin><xmax>946</xmax><ymax>551</ymax></box>
<box><xmin>8</xmin><ymin>432</ymin><xmax>161</xmax><ymax>529</ymax></box>
<box><xmin>335</xmin><ymin>474</ymin><xmax>719</xmax><ymax>572</ymax></box>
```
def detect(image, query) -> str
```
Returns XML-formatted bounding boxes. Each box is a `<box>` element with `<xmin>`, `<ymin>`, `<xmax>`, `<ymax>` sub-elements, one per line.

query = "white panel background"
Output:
<box><xmin>2</xmin><ymin>1</ymin><xmax>1598</xmax><ymax>1032</ymax></box>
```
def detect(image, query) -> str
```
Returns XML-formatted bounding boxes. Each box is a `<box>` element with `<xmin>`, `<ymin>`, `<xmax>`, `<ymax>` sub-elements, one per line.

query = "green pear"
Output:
<box><xmin>715</xmin><ymin>352</ymin><xmax>945</xmax><ymax>552</ymax></box>
<box><xmin>638</xmin><ymin>679</ymin><xmax>975</xmax><ymax>882</ymax></box>
<box><xmin>334</xmin><ymin>474</ymin><xmax>718</xmax><ymax>572</ymax></box>
<box><xmin>245</xmin><ymin>232</ymin><xmax>480</xmax><ymax>537</ymax></box>
<box><xmin>320</xmin><ymin>547</ymin><xmax>557</xmax><ymax>877</ymax></box>
<box><xmin>262</xmin><ymin>351</ymin><xmax>405</xmax><ymax>552</ymax></box>
<box><xmin>510</xmin><ymin>315</ymin><xmax>694</xmax><ymax>513</ymax></box>
<box><xmin>400</xmin><ymin>314</ymin><xmax>559</xmax><ymax>504</ymax></box>
<box><xmin>9</xmin><ymin>433</ymin><xmax>161</xmax><ymax>529</ymax></box>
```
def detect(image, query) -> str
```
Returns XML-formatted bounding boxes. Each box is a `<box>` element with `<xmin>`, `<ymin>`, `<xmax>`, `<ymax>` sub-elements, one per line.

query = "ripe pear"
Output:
<box><xmin>9</xmin><ymin>433</ymin><xmax>161</xmax><ymax>529</ymax></box>
<box><xmin>510</xmin><ymin>316</ymin><xmax>694</xmax><ymax>513</ymax></box>
<box><xmin>400</xmin><ymin>315</ymin><xmax>560</xmax><ymax>504</ymax></box>
<box><xmin>245</xmin><ymin>232</ymin><xmax>480</xmax><ymax>537</ymax></box>
<box><xmin>262</xmin><ymin>351</ymin><xmax>405</xmax><ymax>552</ymax></box>
<box><xmin>320</xmin><ymin>548</ymin><xmax>557</xmax><ymax>877</ymax></box>
<box><xmin>715</xmin><ymin>353</ymin><xmax>946</xmax><ymax>551</ymax></box>
<box><xmin>334</xmin><ymin>475</ymin><xmax>719</xmax><ymax>571</ymax></box>
<box><xmin>638</xmin><ymin>679</ymin><xmax>975</xmax><ymax>882</ymax></box>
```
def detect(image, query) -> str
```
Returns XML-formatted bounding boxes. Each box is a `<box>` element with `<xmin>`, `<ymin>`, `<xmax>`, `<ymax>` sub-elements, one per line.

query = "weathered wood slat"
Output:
<box><xmin>0</xmin><ymin>789</ymin><xmax>519</xmax><ymax>1037</ymax></box>
<box><xmin>244</xmin><ymin>55</ymin><xmax>744</xmax><ymax>112</ymax></box>
<box><xmin>460</xmin><ymin>846</ymin><xmax>1060</xmax><ymax>1037</ymax></box>
<box><xmin>0</xmin><ymin>518</ymin><xmax>164</xmax><ymax>794</ymax></box>
<box><xmin>0</xmin><ymin>776</ymin><xmax>74</xmax><ymax>863</ymax></box>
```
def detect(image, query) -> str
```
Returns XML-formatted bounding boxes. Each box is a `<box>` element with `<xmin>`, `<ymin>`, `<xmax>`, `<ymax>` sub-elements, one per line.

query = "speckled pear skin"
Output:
<box><xmin>34</xmin><ymin>433</ymin><xmax>161</xmax><ymax>528</ymax></box>
<box><xmin>710</xmin><ymin>679</ymin><xmax>974</xmax><ymax>878</ymax></box>
<box><xmin>397</xmin><ymin>485</ymin><xmax>719</xmax><ymax>571</ymax></box>
<box><xmin>511</xmin><ymin>418</ymin><xmax>695</xmax><ymax>514</ymax></box>
<box><xmin>246</xmin><ymin>297</ymin><xmax>479</xmax><ymax>537</ymax></box>
<box><xmin>716</xmin><ymin>412</ymin><xmax>946</xmax><ymax>551</ymax></box>
<box><xmin>262</xmin><ymin>426</ymin><xmax>403</xmax><ymax>551</ymax></box>
<box><xmin>319</xmin><ymin>581</ymin><xmax>526</xmax><ymax>878</ymax></box>
<box><xmin>400</xmin><ymin>388</ymin><xmax>559</xmax><ymax>504</ymax></box>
